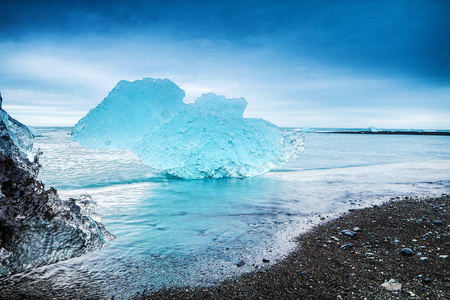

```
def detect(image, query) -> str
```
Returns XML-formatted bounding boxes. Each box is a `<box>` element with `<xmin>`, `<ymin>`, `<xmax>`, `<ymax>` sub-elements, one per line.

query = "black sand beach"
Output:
<box><xmin>142</xmin><ymin>195</ymin><xmax>450</xmax><ymax>300</ymax></box>
<box><xmin>0</xmin><ymin>195</ymin><xmax>448</xmax><ymax>299</ymax></box>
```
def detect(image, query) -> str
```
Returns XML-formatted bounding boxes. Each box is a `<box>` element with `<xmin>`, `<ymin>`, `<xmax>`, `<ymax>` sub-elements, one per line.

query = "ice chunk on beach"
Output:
<box><xmin>73</xmin><ymin>78</ymin><xmax>303</xmax><ymax>179</ymax></box>
<box><xmin>1</xmin><ymin>97</ymin><xmax>114</xmax><ymax>275</ymax></box>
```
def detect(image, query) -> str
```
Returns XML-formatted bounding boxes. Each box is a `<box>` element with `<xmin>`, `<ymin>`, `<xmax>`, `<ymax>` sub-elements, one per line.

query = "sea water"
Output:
<box><xmin>1</xmin><ymin>128</ymin><xmax>450</xmax><ymax>298</ymax></box>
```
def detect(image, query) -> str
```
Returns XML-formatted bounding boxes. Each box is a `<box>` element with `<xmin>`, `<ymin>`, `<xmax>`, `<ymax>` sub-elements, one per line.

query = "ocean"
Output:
<box><xmin>2</xmin><ymin>127</ymin><xmax>450</xmax><ymax>298</ymax></box>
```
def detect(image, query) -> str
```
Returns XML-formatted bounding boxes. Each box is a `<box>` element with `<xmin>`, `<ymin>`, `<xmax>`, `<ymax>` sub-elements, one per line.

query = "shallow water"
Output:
<box><xmin>2</xmin><ymin>128</ymin><xmax>450</xmax><ymax>298</ymax></box>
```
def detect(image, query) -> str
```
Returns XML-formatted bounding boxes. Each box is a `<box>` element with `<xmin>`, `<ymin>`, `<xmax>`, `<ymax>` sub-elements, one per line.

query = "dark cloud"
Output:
<box><xmin>1</xmin><ymin>0</ymin><xmax>449</xmax><ymax>83</ymax></box>
<box><xmin>1</xmin><ymin>0</ymin><xmax>450</xmax><ymax>128</ymax></box>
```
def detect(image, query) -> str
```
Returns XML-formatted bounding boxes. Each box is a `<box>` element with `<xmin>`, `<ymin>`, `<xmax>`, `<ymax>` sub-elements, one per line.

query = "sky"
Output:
<box><xmin>1</xmin><ymin>0</ymin><xmax>449</xmax><ymax>128</ymax></box>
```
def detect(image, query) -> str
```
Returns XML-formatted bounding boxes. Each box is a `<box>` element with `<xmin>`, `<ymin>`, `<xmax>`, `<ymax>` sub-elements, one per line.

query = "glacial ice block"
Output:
<box><xmin>0</xmin><ymin>98</ymin><xmax>114</xmax><ymax>275</ymax></box>
<box><xmin>73</xmin><ymin>78</ymin><xmax>303</xmax><ymax>179</ymax></box>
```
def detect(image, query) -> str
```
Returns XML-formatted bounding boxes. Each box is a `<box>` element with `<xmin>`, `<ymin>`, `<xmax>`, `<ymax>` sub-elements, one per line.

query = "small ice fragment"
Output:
<box><xmin>381</xmin><ymin>279</ymin><xmax>402</xmax><ymax>291</ymax></box>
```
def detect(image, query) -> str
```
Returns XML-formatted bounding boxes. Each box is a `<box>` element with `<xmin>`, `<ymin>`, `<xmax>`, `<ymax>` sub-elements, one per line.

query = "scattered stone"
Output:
<box><xmin>400</xmin><ymin>248</ymin><xmax>413</xmax><ymax>256</ymax></box>
<box><xmin>341</xmin><ymin>230</ymin><xmax>356</xmax><ymax>237</ymax></box>
<box><xmin>262</xmin><ymin>259</ymin><xmax>270</xmax><ymax>263</ymax></box>
<box><xmin>237</xmin><ymin>260</ymin><xmax>245</xmax><ymax>267</ymax></box>
<box><xmin>381</xmin><ymin>279</ymin><xmax>402</xmax><ymax>291</ymax></box>
<box><xmin>420</xmin><ymin>257</ymin><xmax>428</xmax><ymax>260</ymax></box>
<box><xmin>340</xmin><ymin>244</ymin><xmax>352</xmax><ymax>250</ymax></box>
<box><xmin>353</xmin><ymin>227</ymin><xmax>361</xmax><ymax>232</ymax></box>
<box><xmin>434</xmin><ymin>220</ymin><xmax>443</xmax><ymax>225</ymax></box>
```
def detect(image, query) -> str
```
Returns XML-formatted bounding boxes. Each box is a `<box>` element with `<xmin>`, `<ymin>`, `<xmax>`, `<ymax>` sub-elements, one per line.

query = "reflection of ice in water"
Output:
<box><xmin>17</xmin><ymin>128</ymin><xmax>450</xmax><ymax>298</ymax></box>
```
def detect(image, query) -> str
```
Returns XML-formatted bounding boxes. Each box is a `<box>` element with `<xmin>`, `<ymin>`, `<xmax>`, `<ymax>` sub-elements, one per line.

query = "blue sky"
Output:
<box><xmin>1</xmin><ymin>0</ymin><xmax>449</xmax><ymax>128</ymax></box>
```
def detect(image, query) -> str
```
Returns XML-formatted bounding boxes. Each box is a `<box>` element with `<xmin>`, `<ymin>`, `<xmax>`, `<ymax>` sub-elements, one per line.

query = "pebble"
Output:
<box><xmin>400</xmin><ymin>248</ymin><xmax>413</xmax><ymax>256</ymax></box>
<box><xmin>262</xmin><ymin>258</ymin><xmax>270</xmax><ymax>263</ymax></box>
<box><xmin>434</xmin><ymin>220</ymin><xmax>443</xmax><ymax>225</ymax></box>
<box><xmin>340</xmin><ymin>244</ymin><xmax>352</xmax><ymax>250</ymax></box>
<box><xmin>237</xmin><ymin>260</ymin><xmax>245</xmax><ymax>267</ymax></box>
<box><xmin>341</xmin><ymin>230</ymin><xmax>356</xmax><ymax>237</ymax></box>
<box><xmin>353</xmin><ymin>227</ymin><xmax>361</xmax><ymax>232</ymax></box>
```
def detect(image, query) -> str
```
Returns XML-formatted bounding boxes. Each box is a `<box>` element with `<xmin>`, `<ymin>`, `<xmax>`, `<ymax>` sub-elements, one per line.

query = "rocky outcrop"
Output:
<box><xmin>0</xmin><ymin>96</ymin><xmax>114</xmax><ymax>275</ymax></box>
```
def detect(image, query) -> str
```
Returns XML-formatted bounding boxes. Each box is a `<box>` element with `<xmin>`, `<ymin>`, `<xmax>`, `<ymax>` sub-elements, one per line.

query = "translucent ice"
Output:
<box><xmin>73</xmin><ymin>78</ymin><xmax>303</xmax><ymax>179</ymax></box>
<box><xmin>0</xmin><ymin>108</ymin><xmax>33</xmax><ymax>157</ymax></box>
<box><xmin>0</xmin><ymin>97</ymin><xmax>114</xmax><ymax>275</ymax></box>
<box><xmin>73</xmin><ymin>78</ymin><xmax>185</xmax><ymax>150</ymax></box>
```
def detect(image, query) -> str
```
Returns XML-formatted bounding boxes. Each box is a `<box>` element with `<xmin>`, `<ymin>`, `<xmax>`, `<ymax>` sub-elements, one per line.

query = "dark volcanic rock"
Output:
<box><xmin>0</xmin><ymin>101</ymin><xmax>114</xmax><ymax>275</ymax></box>
<box><xmin>237</xmin><ymin>260</ymin><xmax>245</xmax><ymax>267</ymax></box>
<box><xmin>400</xmin><ymin>248</ymin><xmax>413</xmax><ymax>256</ymax></box>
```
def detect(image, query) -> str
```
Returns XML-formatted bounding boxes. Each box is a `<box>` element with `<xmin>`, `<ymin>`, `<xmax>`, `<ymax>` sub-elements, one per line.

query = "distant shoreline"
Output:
<box><xmin>318</xmin><ymin>130</ymin><xmax>450</xmax><ymax>136</ymax></box>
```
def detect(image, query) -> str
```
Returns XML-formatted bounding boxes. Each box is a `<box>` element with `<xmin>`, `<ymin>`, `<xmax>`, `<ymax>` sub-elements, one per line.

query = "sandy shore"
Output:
<box><xmin>142</xmin><ymin>195</ymin><xmax>450</xmax><ymax>299</ymax></box>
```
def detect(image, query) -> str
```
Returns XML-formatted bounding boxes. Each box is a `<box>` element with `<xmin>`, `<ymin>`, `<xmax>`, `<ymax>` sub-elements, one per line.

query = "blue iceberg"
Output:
<box><xmin>73</xmin><ymin>78</ymin><xmax>303</xmax><ymax>179</ymax></box>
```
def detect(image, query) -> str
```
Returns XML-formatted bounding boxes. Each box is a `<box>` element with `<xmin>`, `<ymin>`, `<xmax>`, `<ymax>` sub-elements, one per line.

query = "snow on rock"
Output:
<box><xmin>73</xmin><ymin>78</ymin><xmax>304</xmax><ymax>179</ymax></box>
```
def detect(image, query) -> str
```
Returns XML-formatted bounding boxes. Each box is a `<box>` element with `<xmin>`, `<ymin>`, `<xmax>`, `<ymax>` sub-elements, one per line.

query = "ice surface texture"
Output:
<box><xmin>73</xmin><ymin>78</ymin><xmax>185</xmax><ymax>150</ymax></box>
<box><xmin>73</xmin><ymin>78</ymin><xmax>303</xmax><ymax>179</ymax></box>
<box><xmin>0</xmin><ymin>101</ymin><xmax>114</xmax><ymax>275</ymax></box>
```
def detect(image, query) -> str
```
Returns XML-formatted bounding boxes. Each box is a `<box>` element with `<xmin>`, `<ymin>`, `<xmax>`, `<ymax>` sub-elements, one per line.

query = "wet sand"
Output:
<box><xmin>142</xmin><ymin>195</ymin><xmax>449</xmax><ymax>299</ymax></box>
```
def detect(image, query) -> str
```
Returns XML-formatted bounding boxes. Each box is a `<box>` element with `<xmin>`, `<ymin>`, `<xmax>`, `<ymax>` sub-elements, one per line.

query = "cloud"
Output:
<box><xmin>2</xmin><ymin>0</ymin><xmax>449</xmax><ymax>81</ymax></box>
<box><xmin>0</xmin><ymin>1</ymin><xmax>449</xmax><ymax>128</ymax></box>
